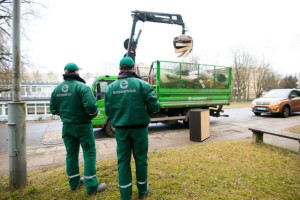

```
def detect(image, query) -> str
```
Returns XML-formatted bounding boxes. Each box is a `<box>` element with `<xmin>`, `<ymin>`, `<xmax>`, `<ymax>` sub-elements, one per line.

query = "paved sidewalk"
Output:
<box><xmin>1</xmin><ymin>116</ymin><xmax>300</xmax><ymax>176</ymax></box>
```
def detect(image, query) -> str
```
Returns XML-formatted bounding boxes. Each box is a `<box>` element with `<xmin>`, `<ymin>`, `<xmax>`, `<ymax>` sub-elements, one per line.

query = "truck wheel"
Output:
<box><xmin>254</xmin><ymin>112</ymin><xmax>261</xmax><ymax>116</ymax></box>
<box><xmin>183</xmin><ymin>119</ymin><xmax>189</xmax><ymax>128</ymax></box>
<box><xmin>105</xmin><ymin>119</ymin><xmax>115</xmax><ymax>137</ymax></box>
<box><xmin>281</xmin><ymin>106</ymin><xmax>290</xmax><ymax>118</ymax></box>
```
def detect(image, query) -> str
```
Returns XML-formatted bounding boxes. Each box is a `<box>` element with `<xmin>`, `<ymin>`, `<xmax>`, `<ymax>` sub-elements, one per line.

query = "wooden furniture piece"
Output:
<box><xmin>189</xmin><ymin>109</ymin><xmax>210</xmax><ymax>142</ymax></box>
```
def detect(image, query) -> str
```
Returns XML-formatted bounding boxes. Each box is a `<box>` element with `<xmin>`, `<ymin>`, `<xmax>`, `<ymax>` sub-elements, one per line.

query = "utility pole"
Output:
<box><xmin>8</xmin><ymin>0</ymin><xmax>27</xmax><ymax>187</ymax></box>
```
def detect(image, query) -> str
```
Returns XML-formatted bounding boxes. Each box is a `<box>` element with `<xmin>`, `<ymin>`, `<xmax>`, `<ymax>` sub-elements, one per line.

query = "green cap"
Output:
<box><xmin>119</xmin><ymin>57</ymin><xmax>134</xmax><ymax>68</ymax></box>
<box><xmin>64</xmin><ymin>63</ymin><xmax>81</xmax><ymax>72</ymax></box>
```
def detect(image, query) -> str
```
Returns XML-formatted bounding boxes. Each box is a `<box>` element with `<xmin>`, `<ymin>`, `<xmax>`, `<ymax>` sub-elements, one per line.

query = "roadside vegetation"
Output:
<box><xmin>1</xmin><ymin>140</ymin><xmax>299</xmax><ymax>200</ymax></box>
<box><xmin>224</xmin><ymin>101</ymin><xmax>252</xmax><ymax>109</ymax></box>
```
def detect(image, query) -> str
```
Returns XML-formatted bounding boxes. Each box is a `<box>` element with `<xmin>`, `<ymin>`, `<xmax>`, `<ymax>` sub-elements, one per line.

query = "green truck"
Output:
<box><xmin>88</xmin><ymin>10</ymin><xmax>231</xmax><ymax>136</ymax></box>
<box><xmin>89</xmin><ymin>60</ymin><xmax>231</xmax><ymax>137</ymax></box>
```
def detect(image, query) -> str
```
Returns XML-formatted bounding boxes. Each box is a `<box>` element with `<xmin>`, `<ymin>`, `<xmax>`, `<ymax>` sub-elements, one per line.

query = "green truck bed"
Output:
<box><xmin>145</xmin><ymin>60</ymin><xmax>231</xmax><ymax>109</ymax></box>
<box><xmin>91</xmin><ymin>60</ymin><xmax>232</xmax><ymax>136</ymax></box>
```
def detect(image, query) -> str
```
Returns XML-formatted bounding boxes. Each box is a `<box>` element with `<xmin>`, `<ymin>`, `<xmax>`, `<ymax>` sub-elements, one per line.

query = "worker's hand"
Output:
<box><xmin>149</xmin><ymin>112</ymin><xmax>160</xmax><ymax>118</ymax></box>
<box><xmin>90</xmin><ymin>110</ymin><xmax>98</xmax><ymax>119</ymax></box>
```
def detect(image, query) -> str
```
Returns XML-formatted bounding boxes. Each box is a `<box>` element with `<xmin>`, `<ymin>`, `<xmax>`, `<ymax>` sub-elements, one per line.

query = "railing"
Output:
<box><xmin>0</xmin><ymin>92</ymin><xmax>52</xmax><ymax>100</ymax></box>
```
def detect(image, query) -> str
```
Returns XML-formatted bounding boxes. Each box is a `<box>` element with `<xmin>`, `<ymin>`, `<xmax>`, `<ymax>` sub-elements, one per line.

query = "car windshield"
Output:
<box><xmin>263</xmin><ymin>90</ymin><xmax>290</xmax><ymax>98</ymax></box>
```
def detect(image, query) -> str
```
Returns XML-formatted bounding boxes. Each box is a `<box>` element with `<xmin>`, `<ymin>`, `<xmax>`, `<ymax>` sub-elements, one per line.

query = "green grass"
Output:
<box><xmin>1</xmin><ymin>140</ymin><xmax>300</xmax><ymax>200</ymax></box>
<box><xmin>224</xmin><ymin>101</ymin><xmax>252</xmax><ymax>109</ymax></box>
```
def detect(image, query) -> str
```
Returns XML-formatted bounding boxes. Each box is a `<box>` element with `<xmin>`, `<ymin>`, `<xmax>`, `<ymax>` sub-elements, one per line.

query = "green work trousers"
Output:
<box><xmin>62</xmin><ymin>123</ymin><xmax>98</xmax><ymax>193</ymax></box>
<box><xmin>115</xmin><ymin>127</ymin><xmax>149</xmax><ymax>200</ymax></box>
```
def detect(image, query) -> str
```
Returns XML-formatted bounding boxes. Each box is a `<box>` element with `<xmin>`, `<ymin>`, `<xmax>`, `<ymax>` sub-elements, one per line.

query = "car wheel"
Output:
<box><xmin>254</xmin><ymin>112</ymin><xmax>261</xmax><ymax>116</ymax></box>
<box><xmin>281</xmin><ymin>106</ymin><xmax>290</xmax><ymax>118</ymax></box>
<box><xmin>105</xmin><ymin>119</ymin><xmax>115</xmax><ymax>137</ymax></box>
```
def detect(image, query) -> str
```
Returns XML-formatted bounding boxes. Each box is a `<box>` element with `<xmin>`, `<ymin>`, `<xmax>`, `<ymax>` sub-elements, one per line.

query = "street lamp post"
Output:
<box><xmin>8</xmin><ymin>0</ymin><xmax>27</xmax><ymax>187</ymax></box>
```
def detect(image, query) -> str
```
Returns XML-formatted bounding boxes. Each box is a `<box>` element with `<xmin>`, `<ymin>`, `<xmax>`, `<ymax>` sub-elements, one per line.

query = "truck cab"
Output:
<box><xmin>89</xmin><ymin>75</ymin><xmax>117</xmax><ymax>129</ymax></box>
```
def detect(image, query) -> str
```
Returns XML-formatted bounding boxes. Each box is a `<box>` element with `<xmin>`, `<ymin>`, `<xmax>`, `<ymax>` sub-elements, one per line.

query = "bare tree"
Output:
<box><xmin>31</xmin><ymin>70</ymin><xmax>43</xmax><ymax>83</ymax></box>
<box><xmin>0</xmin><ymin>68</ymin><xmax>12</xmax><ymax>92</ymax></box>
<box><xmin>231</xmin><ymin>48</ymin><xmax>254</xmax><ymax>102</ymax></box>
<box><xmin>263</xmin><ymin>72</ymin><xmax>281</xmax><ymax>91</ymax></box>
<box><xmin>252</xmin><ymin>58</ymin><xmax>271</xmax><ymax>98</ymax></box>
<box><xmin>0</xmin><ymin>0</ymin><xmax>44</xmax><ymax>92</ymax></box>
<box><xmin>46</xmin><ymin>71</ymin><xmax>59</xmax><ymax>83</ymax></box>
<box><xmin>0</xmin><ymin>31</ymin><xmax>11</xmax><ymax>70</ymax></box>
<box><xmin>186</xmin><ymin>52</ymin><xmax>201</xmax><ymax>64</ymax></box>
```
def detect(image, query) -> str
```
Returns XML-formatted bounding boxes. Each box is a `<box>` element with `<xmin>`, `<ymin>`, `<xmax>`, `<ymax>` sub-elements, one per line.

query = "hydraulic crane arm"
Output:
<box><xmin>126</xmin><ymin>10</ymin><xmax>188</xmax><ymax>61</ymax></box>
<box><xmin>131</xmin><ymin>10</ymin><xmax>186</xmax><ymax>34</ymax></box>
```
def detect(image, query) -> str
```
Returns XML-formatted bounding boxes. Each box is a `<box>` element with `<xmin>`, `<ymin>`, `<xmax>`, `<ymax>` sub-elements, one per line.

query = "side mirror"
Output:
<box><xmin>96</xmin><ymin>82</ymin><xmax>102</xmax><ymax>100</ymax></box>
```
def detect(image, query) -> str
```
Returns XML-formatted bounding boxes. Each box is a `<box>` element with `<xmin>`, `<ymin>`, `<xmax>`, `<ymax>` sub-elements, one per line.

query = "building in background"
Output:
<box><xmin>0</xmin><ymin>71</ymin><xmax>98</xmax><ymax>122</ymax></box>
<box><xmin>0</xmin><ymin>83</ymin><xmax>59</xmax><ymax>122</ymax></box>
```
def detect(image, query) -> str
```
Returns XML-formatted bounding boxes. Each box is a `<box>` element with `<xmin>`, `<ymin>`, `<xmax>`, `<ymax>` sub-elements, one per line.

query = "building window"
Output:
<box><xmin>26</xmin><ymin>86</ymin><xmax>31</xmax><ymax>93</ymax></box>
<box><xmin>46</xmin><ymin>104</ymin><xmax>51</xmax><ymax>114</ymax></box>
<box><xmin>37</xmin><ymin>104</ymin><xmax>45</xmax><ymax>114</ymax></box>
<box><xmin>27</xmin><ymin>104</ymin><xmax>35</xmax><ymax>115</ymax></box>
<box><xmin>4</xmin><ymin>104</ymin><xmax>8</xmax><ymax>116</ymax></box>
<box><xmin>0</xmin><ymin>105</ymin><xmax>2</xmax><ymax>115</ymax></box>
<box><xmin>32</xmin><ymin>86</ymin><xmax>37</xmax><ymax>92</ymax></box>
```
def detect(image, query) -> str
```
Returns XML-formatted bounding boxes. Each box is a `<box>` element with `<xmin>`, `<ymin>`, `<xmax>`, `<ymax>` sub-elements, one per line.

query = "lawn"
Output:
<box><xmin>224</xmin><ymin>101</ymin><xmax>252</xmax><ymax>109</ymax></box>
<box><xmin>1</xmin><ymin>140</ymin><xmax>299</xmax><ymax>200</ymax></box>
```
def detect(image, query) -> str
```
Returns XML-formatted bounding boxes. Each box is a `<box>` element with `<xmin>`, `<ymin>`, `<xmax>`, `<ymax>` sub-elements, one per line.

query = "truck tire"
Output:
<box><xmin>281</xmin><ymin>106</ymin><xmax>290</xmax><ymax>118</ymax></box>
<box><xmin>254</xmin><ymin>112</ymin><xmax>261</xmax><ymax>116</ymax></box>
<box><xmin>105</xmin><ymin>119</ymin><xmax>115</xmax><ymax>137</ymax></box>
<box><xmin>183</xmin><ymin>119</ymin><xmax>189</xmax><ymax>128</ymax></box>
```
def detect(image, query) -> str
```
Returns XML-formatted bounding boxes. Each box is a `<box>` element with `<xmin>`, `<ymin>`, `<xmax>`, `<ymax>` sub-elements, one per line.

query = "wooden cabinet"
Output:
<box><xmin>189</xmin><ymin>109</ymin><xmax>210</xmax><ymax>142</ymax></box>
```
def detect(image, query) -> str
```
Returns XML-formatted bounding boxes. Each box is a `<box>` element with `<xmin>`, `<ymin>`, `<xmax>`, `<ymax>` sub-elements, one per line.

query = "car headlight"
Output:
<box><xmin>270</xmin><ymin>101</ymin><xmax>281</xmax><ymax>105</ymax></box>
<box><xmin>252</xmin><ymin>100</ymin><xmax>256</xmax><ymax>105</ymax></box>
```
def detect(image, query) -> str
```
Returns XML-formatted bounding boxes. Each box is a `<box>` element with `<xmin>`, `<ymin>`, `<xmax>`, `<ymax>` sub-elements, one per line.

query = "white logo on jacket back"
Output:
<box><xmin>57</xmin><ymin>84</ymin><xmax>72</xmax><ymax>97</ymax></box>
<box><xmin>62</xmin><ymin>84</ymin><xmax>69</xmax><ymax>92</ymax></box>
<box><xmin>120</xmin><ymin>80</ymin><xmax>128</xmax><ymax>89</ymax></box>
<box><xmin>113</xmin><ymin>80</ymin><xmax>136</xmax><ymax>94</ymax></box>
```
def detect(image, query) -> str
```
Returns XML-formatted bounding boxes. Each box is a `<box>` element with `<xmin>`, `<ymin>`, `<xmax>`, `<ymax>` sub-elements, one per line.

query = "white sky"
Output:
<box><xmin>23</xmin><ymin>0</ymin><xmax>300</xmax><ymax>76</ymax></box>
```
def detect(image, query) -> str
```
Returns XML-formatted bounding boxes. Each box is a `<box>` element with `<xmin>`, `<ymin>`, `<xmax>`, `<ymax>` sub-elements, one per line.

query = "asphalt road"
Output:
<box><xmin>0</xmin><ymin>107</ymin><xmax>299</xmax><ymax>153</ymax></box>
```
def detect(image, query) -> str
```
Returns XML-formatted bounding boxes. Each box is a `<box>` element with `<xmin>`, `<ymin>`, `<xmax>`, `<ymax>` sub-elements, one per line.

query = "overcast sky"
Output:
<box><xmin>23</xmin><ymin>0</ymin><xmax>300</xmax><ymax>76</ymax></box>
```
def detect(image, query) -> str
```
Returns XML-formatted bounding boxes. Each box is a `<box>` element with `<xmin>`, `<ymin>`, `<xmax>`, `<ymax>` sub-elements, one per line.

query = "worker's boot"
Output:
<box><xmin>87</xmin><ymin>183</ymin><xmax>106</xmax><ymax>196</ymax></box>
<box><xmin>138</xmin><ymin>184</ymin><xmax>149</xmax><ymax>199</ymax></box>
<box><xmin>71</xmin><ymin>177</ymin><xmax>84</xmax><ymax>191</ymax></box>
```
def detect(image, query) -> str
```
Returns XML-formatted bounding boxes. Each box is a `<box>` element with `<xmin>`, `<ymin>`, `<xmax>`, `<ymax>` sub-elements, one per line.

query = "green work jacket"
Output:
<box><xmin>105</xmin><ymin>77</ymin><xmax>160</xmax><ymax>127</ymax></box>
<box><xmin>50</xmin><ymin>78</ymin><xmax>98</xmax><ymax>124</ymax></box>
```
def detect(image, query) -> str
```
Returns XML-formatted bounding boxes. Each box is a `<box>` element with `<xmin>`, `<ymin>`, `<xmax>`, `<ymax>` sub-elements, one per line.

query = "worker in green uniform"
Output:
<box><xmin>105</xmin><ymin>57</ymin><xmax>160</xmax><ymax>199</ymax></box>
<box><xmin>50</xmin><ymin>63</ymin><xmax>106</xmax><ymax>195</ymax></box>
